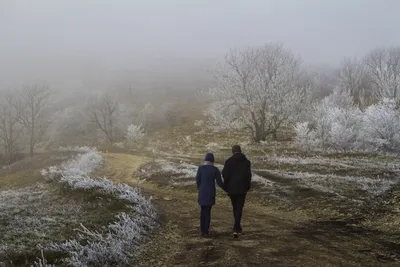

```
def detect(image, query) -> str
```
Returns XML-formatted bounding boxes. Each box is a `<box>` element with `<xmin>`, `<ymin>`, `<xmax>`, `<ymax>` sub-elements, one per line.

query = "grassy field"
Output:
<box><xmin>1</xmin><ymin>122</ymin><xmax>400</xmax><ymax>266</ymax></box>
<box><xmin>104</xmin><ymin>123</ymin><xmax>400</xmax><ymax>266</ymax></box>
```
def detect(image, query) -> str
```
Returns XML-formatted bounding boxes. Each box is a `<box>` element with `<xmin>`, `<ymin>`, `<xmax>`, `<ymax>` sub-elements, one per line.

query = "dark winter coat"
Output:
<box><xmin>222</xmin><ymin>153</ymin><xmax>252</xmax><ymax>195</ymax></box>
<box><xmin>196</xmin><ymin>164</ymin><xmax>225</xmax><ymax>206</ymax></box>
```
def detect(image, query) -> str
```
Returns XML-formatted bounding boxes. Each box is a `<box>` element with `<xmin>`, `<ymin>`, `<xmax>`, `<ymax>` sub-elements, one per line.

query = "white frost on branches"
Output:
<box><xmin>40</xmin><ymin>147</ymin><xmax>157</xmax><ymax>266</ymax></box>
<box><xmin>295</xmin><ymin>89</ymin><xmax>400</xmax><ymax>153</ymax></box>
<box><xmin>361</xmin><ymin>98</ymin><xmax>400</xmax><ymax>152</ymax></box>
<box><xmin>125</xmin><ymin>124</ymin><xmax>145</xmax><ymax>141</ymax></box>
<box><xmin>294</xmin><ymin>122</ymin><xmax>318</xmax><ymax>151</ymax></box>
<box><xmin>365</xmin><ymin>46</ymin><xmax>400</xmax><ymax>103</ymax></box>
<box><xmin>205</xmin><ymin>43</ymin><xmax>311</xmax><ymax>142</ymax></box>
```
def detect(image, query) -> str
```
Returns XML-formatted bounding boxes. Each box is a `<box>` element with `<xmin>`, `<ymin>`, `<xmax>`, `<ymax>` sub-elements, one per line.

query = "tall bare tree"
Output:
<box><xmin>17</xmin><ymin>83</ymin><xmax>51</xmax><ymax>157</ymax></box>
<box><xmin>206</xmin><ymin>43</ymin><xmax>310</xmax><ymax>142</ymax></box>
<box><xmin>338</xmin><ymin>57</ymin><xmax>369</xmax><ymax>104</ymax></box>
<box><xmin>91</xmin><ymin>93</ymin><xmax>119</xmax><ymax>143</ymax></box>
<box><xmin>0</xmin><ymin>91</ymin><xmax>22</xmax><ymax>164</ymax></box>
<box><xmin>365</xmin><ymin>46</ymin><xmax>400</xmax><ymax>103</ymax></box>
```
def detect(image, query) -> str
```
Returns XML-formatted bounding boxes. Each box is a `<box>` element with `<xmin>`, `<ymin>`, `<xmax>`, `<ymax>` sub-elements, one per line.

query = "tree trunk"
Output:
<box><xmin>254</xmin><ymin>125</ymin><xmax>266</xmax><ymax>143</ymax></box>
<box><xmin>29</xmin><ymin>130</ymin><xmax>34</xmax><ymax>157</ymax></box>
<box><xmin>272</xmin><ymin>130</ymin><xmax>277</xmax><ymax>141</ymax></box>
<box><xmin>29</xmin><ymin>143</ymin><xmax>34</xmax><ymax>157</ymax></box>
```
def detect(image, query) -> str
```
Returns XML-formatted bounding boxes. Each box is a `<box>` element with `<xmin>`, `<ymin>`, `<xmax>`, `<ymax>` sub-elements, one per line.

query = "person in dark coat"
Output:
<box><xmin>222</xmin><ymin>145</ymin><xmax>252</xmax><ymax>238</ymax></box>
<box><xmin>196</xmin><ymin>152</ymin><xmax>225</xmax><ymax>237</ymax></box>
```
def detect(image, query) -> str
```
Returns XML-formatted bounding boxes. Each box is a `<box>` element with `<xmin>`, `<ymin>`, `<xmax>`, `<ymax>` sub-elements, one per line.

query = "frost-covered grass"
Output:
<box><xmin>157</xmin><ymin>159</ymin><xmax>198</xmax><ymax>179</ymax></box>
<box><xmin>263</xmin><ymin>169</ymin><xmax>397</xmax><ymax>197</ymax></box>
<box><xmin>137</xmin><ymin>158</ymin><xmax>276</xmax><ymax>189</ymax></box>
<box><xmin>252</xmin><ymin>173</ymin><xmax>274</xmax><ymax>187</ymax></box>
<box><xmin>31</xmin><ymin>251</ymin><xmax>55</xmax><ymax>267</ymax></box>
<box><xmin>46</xmin><ymin>213</ymin><xmax>153</xmax><ymax>266</ymax></box>
<box><xmin>0</xmin><ymin>183</ymin><xmax>118</xmax><ymax>266</ymax></box>
<box><xmin>0</xmin><ymin>185</ymin><xmax>74</xmax><ymax>258</ymax></box>
<box><xmin>39</xmin><ymin>147</ymin><xmax>158</xmax><ymax>266</ymax></box>
<box><xmin>137</xmin><ymin>159</ymin><xmax>199</xmax><ymax>186</ymax></box>
<box><xmin>57</xmin><ymin>145</ymin><xmax>95</xmax><ymax>153</ymax></box>
<box><xmin>253</xmin><ymin>155</ymin><xmax>400</xmax><ymax>171</ymax></box>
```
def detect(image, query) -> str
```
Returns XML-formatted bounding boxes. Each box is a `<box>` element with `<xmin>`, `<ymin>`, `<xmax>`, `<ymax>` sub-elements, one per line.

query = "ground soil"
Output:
<box><xmin>100</xmin><ymin>153</ymin><xmax>400</xmax><ymax>267</ymax></box>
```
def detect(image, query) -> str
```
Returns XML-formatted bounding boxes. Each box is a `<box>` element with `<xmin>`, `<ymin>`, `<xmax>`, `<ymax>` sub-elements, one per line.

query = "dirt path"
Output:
<box><xmin>101</xmin><ymin>153</ymin><xmax>399</xmax><ymax>267</ymax></box>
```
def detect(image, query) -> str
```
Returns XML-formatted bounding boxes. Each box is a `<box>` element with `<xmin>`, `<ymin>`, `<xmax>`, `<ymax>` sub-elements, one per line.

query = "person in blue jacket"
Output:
<box><xmin>196</xmin><ymin>152</ymin><xmax>225</xmax><ymax>237</ymax></box>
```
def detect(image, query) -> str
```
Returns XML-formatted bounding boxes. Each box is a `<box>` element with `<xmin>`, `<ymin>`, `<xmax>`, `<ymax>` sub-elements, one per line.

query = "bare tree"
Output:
<box><xmin>0</xmin><ymin>91</ymin><xmax>22</xmax><ymax>164</ymax></box>
<box><xmin>365</xmin><ymin>46</ymin><xmax>400</xmax><ymax>103</ymax></box>
<box><xmin>304</xmin><ymin>65</ymin><xmax>338</xmax><ymax>100</ymax></box>
<box><xmin>16</xmin><ymin>83</ymin><xmax>51</xmax><ymax>157</ymax></box>
<box><xmin>206</xmin><ymin>43</ymin><xmax>310</xmax><ymax>142</ymax></box>
<box><xmin>338</xmin><ymin>57</ymin><xmax>370</xmax><ymax>105</ymax></box>
<box><xmin>91</xmin><ymin>93</ymin><xmax>119</xmax><ymax>143</ymax></box>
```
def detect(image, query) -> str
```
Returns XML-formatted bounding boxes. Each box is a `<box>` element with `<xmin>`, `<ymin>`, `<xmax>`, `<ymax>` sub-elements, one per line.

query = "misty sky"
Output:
<box><xmin>1</xmin><ymin>0</ymin><xmax>400</xmax><ymax>88</ymax></box>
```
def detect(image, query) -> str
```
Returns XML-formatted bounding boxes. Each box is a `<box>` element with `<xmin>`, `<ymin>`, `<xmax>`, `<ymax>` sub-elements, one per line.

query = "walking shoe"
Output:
<box><xmin>233</xmin><ymin>228</ymin><xmax>242</xmax><ymax>235</ymax></box>
<box><xmin>233</xmin><ymin>232</ymin><xmax>239</xmax><ymax>238</ymax></box>
<box><xmin>201</xmin><ymin>232</ymin><xmax>209</xmax><ymax>238</ymax></box>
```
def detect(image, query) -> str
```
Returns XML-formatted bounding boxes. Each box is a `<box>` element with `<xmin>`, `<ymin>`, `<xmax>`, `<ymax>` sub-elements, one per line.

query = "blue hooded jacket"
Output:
<box><xmin>196</xmin><ymin>153</ymin><xmax>225</xmax><ymax>206</ymax></box>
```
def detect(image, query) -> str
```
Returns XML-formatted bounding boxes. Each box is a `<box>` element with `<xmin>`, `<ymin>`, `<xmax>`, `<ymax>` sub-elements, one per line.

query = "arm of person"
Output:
<box><xmin>215</xmin><ymin>169</ymin><xmax>226</xmax><ymax>192</ymax></box>
<box><xmin>222</xmin><ymin>160</ymin><xmax>230</xmax><ymax>191</ymax></box>
<box><xmin>196</xmin><ymin>167</ymin><xmax>201</xmax><ymax>190</ymax></box>
<box><xmin>247</xmin><ymin>160</ymin><xmax>252</xmax><ymax>191</ymax></box>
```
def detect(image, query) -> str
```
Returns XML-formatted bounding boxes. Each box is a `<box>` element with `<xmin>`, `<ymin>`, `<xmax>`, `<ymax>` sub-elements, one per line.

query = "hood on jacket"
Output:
<box><xmin>231</xmin><ymin>152</ymin><xmax>247</xmax><ymax>162</ymax></box>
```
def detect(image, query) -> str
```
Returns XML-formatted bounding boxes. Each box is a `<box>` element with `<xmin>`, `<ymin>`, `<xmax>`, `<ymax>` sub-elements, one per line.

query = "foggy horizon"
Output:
<box><xmin>1</xmin><ymin>0</ymin><xmax>400</xmax><ymax>88</ymax></box>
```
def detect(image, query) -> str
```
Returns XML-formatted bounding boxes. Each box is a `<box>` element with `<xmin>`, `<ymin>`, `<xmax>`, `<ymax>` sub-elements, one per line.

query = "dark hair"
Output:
<box><xmin>232</xmin><ymin>145</ymin><xmax>242</xmax><ymax>154</ymax></box>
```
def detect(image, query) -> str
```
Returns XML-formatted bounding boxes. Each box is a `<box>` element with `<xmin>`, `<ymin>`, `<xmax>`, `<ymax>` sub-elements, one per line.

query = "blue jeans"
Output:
<box><xmin>200</xmin><ymin>206</ymin><xmax>212</xmax><ymax>234</ymax></box>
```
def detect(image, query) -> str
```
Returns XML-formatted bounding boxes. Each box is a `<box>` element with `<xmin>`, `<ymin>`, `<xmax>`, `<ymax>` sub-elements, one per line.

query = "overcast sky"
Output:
<box><xmin>1</xmin><ymin>0</ymin><xmax>399</xmax><ymax>87</ymax></box>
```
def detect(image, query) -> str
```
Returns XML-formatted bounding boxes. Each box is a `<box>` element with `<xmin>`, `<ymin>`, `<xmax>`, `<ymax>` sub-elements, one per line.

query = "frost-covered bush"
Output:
<box><xmin>294</xmin><ymin>122</ymin><xmax>318</xmax><ymax>151</ymax></box>
<box><xmin>295</xmin><ymin>90</ymin><xmax>362</xmax><ymax>151</ymax></box>
<box><xmin>326</xmin><ymin>106</ymin><xmax>362</xmax><ymax>151</ymax></box>
<box><xmin>113</xmin><ymin>142</ymin><xmax>125</xmax><ymax>148</ymax></box>
<box><xmin>125</xmin><ymin>124</ymin><xmax>145</xmax><ymax>141</ymax></box>
<box><xmin>41</xmin><ymin>148</ymin><xmax>157</xmax><ymax>219</ymax></box>
<box><xmin>194</xmin><ymin>120</ymin><xmax>204</xmax><ymax>127</ymax></box>
<box><xmin>40</xmin><ymin>147</ymin><xmax>157</xmax><ymax>266</ymax></box>
<box><xmin>294</xmin><ymin>90</ymin><xmax>400</xmax><ymax>153</ymax></box>
<box><xmin>361</xmin><ymin>98</ymin><xmax>400</xmax><ymax>152</ymax></box>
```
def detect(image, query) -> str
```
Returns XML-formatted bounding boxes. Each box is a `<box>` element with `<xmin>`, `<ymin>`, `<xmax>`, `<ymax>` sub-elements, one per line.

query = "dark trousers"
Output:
<box><xmin>230</xmin><ymin>194</ymin><xmax>246</xmax><ymax>232</ymax></box>
<box><xmin>200</xmin><ymin>206</ymin><xmax>212</xmax><ymax>234</ymax></box>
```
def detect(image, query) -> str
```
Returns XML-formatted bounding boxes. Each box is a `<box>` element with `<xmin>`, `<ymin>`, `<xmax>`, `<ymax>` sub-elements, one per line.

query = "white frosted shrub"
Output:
<box><xmin>194</xmin><ymin>120</ymin><xmax>204</xmax><ymax>127</ymax></box>
<box><xmin>294</xmin><ymin>122</ymin><xmax>318</xmax><ymax>150</ymax></box>
<box><xmin>295</xmin><ymin>90</ymin><xmax>361</xmax><ymax>151</ymax></box>
<box><xmin>293</xmin><ymin>90</ymin><xmax>400</xmax><ymax>153</ymax></box>
<box><xmin>361</xmin><ymin>98</ymin><xmax>400</xmax><ymax>152</ymax></box>
<box><xmin>327</xmin><ymin>107</ymin><xmax>362</xmax><ymax>151</ymax></box>
<box><xmin>125</xmin><ymin>124</ymin><xmax>145</xmax><ymax>141</ymax></box>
